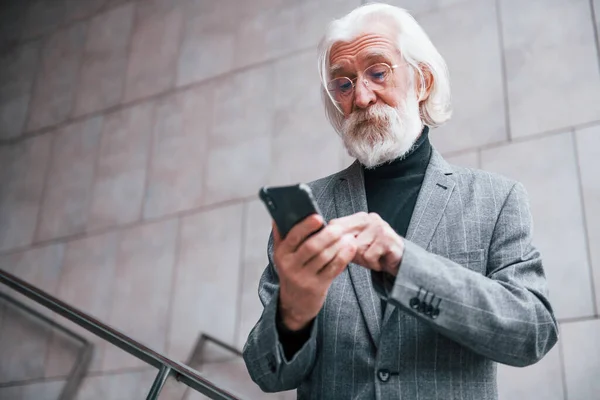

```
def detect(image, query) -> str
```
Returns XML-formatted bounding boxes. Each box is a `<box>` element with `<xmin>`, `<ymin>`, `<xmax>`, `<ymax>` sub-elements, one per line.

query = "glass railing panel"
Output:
<box><xmin>0</xmin><ymin>268</ymin><xmax>243</xmax><ymax>400</ymax></box>
<box><xmin>0</xmin><ymin>379</ymin><xmax>64</xmax><ymax>399</ymax></box>
<box><xmin>75</xmin><ymin>367</ymin><xmax>157</xmax><ymax>398</ymax></box>
<box><xmin>180</xmin><ymin>335</ymin><xmax>295</xmax><ymax>400</ymax></box>
<box><xmin>0</xmin><ymin>292</ymin><xmax>92</xmax><ymax>399</ymax></box>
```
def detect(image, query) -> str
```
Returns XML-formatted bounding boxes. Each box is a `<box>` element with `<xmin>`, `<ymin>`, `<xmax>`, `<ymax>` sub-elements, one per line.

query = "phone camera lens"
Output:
<box><xmin>266</xmin><ymin>198</ymin><xmax>276</xmax><ymax>210</ymax></box>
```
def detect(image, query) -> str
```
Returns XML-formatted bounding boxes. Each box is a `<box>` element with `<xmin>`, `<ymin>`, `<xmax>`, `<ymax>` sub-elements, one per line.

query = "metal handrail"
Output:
<box><xmin>0</xmin><ymin>268</ymin><xmax>241</xmax><ymax>400</ymax></box>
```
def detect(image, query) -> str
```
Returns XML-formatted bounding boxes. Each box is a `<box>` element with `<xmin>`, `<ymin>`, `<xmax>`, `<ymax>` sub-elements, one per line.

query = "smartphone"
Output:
<box><xmin>259</xmin><ymin>183</ymin><xmax>325</xmax><ymax>239</ymax></box>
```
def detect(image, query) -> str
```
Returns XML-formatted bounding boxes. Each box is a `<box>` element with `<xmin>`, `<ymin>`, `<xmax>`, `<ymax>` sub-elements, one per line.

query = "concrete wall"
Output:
<box><xmin>0</xmin><ymin>0</ymin><xmax>598</xmax><ymax>398</ymax></box>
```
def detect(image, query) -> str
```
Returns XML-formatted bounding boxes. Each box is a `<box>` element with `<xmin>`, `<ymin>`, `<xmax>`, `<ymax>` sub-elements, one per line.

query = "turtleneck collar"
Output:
<box><xmin>363</xmin><ymin>126</ymin><xmax>432</xmax><ymax>180</ymax></box>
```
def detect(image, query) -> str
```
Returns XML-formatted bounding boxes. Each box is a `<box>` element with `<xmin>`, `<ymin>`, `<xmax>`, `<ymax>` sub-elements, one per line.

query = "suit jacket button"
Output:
<box><xmin>409</xmin><ymin>297</ymin><xmax>420</xmax><ymax>309</ymax></box>
<box><xmin>377</xmin><ymin>369</ymin><xmax>390</xmax><ymax>382</ymax></box>
<box><xmin>425</xmin><ymin>303</ymin><xmax>434</xmax><ymax>316</ymax></box>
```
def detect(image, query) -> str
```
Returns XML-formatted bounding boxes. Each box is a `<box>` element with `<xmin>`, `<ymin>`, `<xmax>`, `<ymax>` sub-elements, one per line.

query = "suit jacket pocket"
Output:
<box><xmin>446</xmin><ymin>249</ymin><xmax>486</xmax><ymax>274</ymax></box>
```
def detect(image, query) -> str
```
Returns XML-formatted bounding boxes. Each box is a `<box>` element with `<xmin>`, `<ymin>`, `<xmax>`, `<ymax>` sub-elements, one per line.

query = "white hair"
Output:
<box><xmin>317</xmin><ymin>2</ymin><xmax>452</xmax><ymax>134</ymax></box>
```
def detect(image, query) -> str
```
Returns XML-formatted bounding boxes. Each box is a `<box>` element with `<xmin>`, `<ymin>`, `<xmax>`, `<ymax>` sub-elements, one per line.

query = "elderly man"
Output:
<box><xmin>243</xmin><ymin>3</ymin><xmax>558</xmax><ymax>399</ymax></box>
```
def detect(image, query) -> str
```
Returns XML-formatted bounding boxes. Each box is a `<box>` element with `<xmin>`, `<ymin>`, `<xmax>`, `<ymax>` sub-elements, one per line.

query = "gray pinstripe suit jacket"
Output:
<box><xmin>243</xmin><ymin>150</ymin><xmax>559</xmax><ymax>400</ymax></box>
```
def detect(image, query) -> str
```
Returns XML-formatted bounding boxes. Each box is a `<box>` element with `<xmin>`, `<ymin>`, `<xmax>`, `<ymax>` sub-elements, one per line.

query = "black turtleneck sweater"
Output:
<box><xmin>277</xmin><ymin>126</ymin><xmax>432</xmax><ymax>359</ymax></box>
<box><xmin>363</xmin><ymin>126</ymin><xmax>432</xmax><ymax>316</ymax></box>
<box><xmin>364</xmin><ymin>126</ymin><xmax>431</xmax><ymax>240</ymax></box>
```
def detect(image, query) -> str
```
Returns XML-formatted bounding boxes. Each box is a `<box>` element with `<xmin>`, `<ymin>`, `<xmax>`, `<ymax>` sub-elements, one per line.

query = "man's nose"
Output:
<box><xmin>353</xmin><ymin>79</ymin><xmax>377</xmax><ymax>109</ymax></box>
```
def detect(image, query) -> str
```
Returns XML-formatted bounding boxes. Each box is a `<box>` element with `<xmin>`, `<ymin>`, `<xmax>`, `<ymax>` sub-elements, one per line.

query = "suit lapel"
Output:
<box><xmin>382</xmin><ymin>150</ymin><xmax>456</xmax><ymax>326</ymax></box>
<box><xmin>333</xmin><ymin>151</ymin><xmax>456</xmax><ymax>337</ymax></box>
<box><xmin>333</xmin><ymin>161</ymin><xmax>382</xmax><ymax>346</ymax></box>
<box><xmin>405</xmin><ymin>150</ymin><xmax>456</xmax><ymax>247</ymax></box>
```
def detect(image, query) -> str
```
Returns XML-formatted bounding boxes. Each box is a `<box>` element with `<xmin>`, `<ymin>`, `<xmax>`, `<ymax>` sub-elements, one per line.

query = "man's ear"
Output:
<box><xmin>416</xmin><ymin>64</ymin><xmax>434</xmax><ymax>102</ymax></box>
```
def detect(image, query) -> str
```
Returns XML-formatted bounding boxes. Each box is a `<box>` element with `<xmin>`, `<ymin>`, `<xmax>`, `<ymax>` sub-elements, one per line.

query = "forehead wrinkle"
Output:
<box><xmin>329</xmin><ymin>33</ymin><xmax>396</xmax><ymax>61</ymax></box>
<box><xmin>329</xmin><ymin>47</ymin><xmax>396</xmax><ymax>78</ymax></box>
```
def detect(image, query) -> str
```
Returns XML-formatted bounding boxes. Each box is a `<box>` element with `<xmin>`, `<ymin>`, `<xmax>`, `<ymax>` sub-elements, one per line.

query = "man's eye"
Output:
<box><xmin>369</xmin><ymin>71</ymin><xmax>386</xmax><ymax>82</ymax></box>
<box><xmin>339</xmin><ymin>81</ymin><xmax>353</xmax><ymax>92</ymax></box>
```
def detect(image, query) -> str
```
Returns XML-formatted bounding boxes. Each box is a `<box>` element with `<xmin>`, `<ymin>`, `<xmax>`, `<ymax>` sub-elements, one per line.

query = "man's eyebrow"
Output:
<box><xmin>329</xmin><ymin>51</ymin><xmax>394</xmax><ymax>77</ymax></box>
<box><xmin>363</xmin><ymin>50</ymin><xmax>392</xmax><ymax>63</ymax></box>
<box><xmin>329</xmin><ymin>63</ymin><xmax>348</xmax><ymax>78</ymax></box>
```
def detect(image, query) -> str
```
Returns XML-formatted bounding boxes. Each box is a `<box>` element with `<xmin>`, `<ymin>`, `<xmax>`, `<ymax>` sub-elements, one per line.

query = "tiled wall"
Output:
<box><xmin>0</xmin><ymin>0</ymin><xmax>599</xmax><ymax>399</ymax></box>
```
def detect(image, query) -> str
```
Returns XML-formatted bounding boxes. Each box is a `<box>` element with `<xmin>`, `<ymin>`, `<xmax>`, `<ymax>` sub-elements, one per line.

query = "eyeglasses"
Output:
<box><xmin>327</xmin><ymin>63</ymin><xmax>399</xmax><ymax>103</ymax></box>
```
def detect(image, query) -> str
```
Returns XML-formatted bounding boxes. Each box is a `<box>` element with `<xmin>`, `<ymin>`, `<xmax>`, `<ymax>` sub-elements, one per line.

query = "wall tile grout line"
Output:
<box><xmin>0</xmin><ymin>44</ymin><xmax>317</xmax><ymax>148</ymax></box>
<box><xmin>557</xmin><ymin>315</ymin><xmax>599</xmax><ymax>325</ymax></box>
<box><xmin>163</xmin><ymin>215</ymin><xmax>184</xmax><ymax>362</ymax></box>
<box><xmin>0</xmin><ymin>364</ymin><xmax>155</xmax><ymax>389</ymax></box>
<box><xmin>116</xmin><ymin>1</ymin><xmax>138</xmax><ymax>109</ymax></box>
<box><xmin>494</xmin><ymin>0</ymin><xmax>513</xmax><ymax>142</ymax></box>
<box><xmin>31</xmin><ymin>130</ymin><xmax>57</xmax><ymax>246</ymax></box>
<box><xmin>590</xmin><ymin>0</ymin><xmax>600</xmax><ymax>75</ymax></box>
<box><xmin>138</xmin><ymin>101</ymin><xmax>159</xmax><ymax>224</ymax></box>
<box><xmin>101</xmin><ymin>227</ymin><xmax>124</xmax><ymax>372</ymax></box>
<box><xmin>441</xmin><ymin>118</ymin><xmax>600</xmax><ymax>159</ymax></box>
<box><xmin>66</xmin><ymin>20</ymin><xmax>91</xmax><ymax>126</ymax></box>
<box><xmin>571</xmin><ymin>130</ymin><xmax>599</xmax><ymax>317</ymax></box>
<box><xmin>0</xmin><ymin>194</ymin><xmax>257</xmax><ymax>259</ymax></box>
<box><xmin>82</xmin><ymin>116</ymin><xmax>106</xmax><ymax>238</ymax></box>
<box><xmin>233</xmin><ymin>200</ymin><xmax>250</xmax><ymax>348</ymax></box>
<box><xmin>2</xmin><ymin>118</ymin><xmax>600</xmax><ymax>260</ymax></box>
<box><xmin>557</xmin><ymin>337</ymin><xmax>569</xmax><ymax>400</ymax></box>
<box><xmin>172</xmin><ymin>0</ymin><xmax>190</xmax><ymax>93</ymax></box>
<box><xmin>19</xmin><ymin>37</ymin><xmax>43</xmax><ymax>141</ymax></box>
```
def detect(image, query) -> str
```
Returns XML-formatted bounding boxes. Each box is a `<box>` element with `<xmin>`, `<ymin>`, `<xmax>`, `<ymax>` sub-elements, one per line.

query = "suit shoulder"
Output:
<box><xmin>449</xmin><ymin>164</ymin><xmax>520</xmax><ymax>199</ymax></box>
<box><xmin>305</xmin><ymin>168</ymin><xmax>347</xmax><ymax>201</ymax></box>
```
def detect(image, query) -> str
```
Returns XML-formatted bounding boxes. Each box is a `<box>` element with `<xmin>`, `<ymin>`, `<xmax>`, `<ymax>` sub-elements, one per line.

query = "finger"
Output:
<box><xmin>281</xmin><ymin>214</ymin><xmax>325</xmax><ymax>254</ymax></box>
<box><xmin>328</xmin><ymin>212</ymin><xmax>372</xmax><ymax>236</ymax></box>
<box><xmin>361</xmin><ymin>240</ymin><xmax>386</xmax><ymax>271</ymax></box>
<box><xmin>303</xmin><ymin>234</ymin><xmax>353</xmax><ymax>274</ymax></box>
<box><xmin>319</xmin><ymin>238</ymin><xmax>357</xmax><ymax>281</ymax></box>
<box><xmin>353</xmin><ymin>222</ymin><xmax>380</xmax><ymax>253</ymax></box>
<box><xmin>295</xmin><ymin>224</ymin><xmax>344</xmax><ymax>266</ymax></box>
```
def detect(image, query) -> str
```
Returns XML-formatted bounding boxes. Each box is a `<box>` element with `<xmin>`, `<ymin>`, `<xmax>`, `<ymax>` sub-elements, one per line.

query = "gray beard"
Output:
<box><xmin>341</xmin><ymin>97</ymin><xmax>423</xmax><ymax>169</ymax></box>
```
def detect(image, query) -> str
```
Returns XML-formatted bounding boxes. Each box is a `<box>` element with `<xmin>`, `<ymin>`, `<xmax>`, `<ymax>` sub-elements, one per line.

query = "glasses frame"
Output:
<box><xmin>327</xmin><ymin>62</ymin><xmax>400</xmax><ymax>105</ymax></box>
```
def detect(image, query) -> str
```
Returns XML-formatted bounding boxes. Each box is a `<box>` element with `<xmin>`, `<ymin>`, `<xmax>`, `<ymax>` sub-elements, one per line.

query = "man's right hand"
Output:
<box><xmin>272</xmin><ymin>214</ymin><xmax>357</xmax><ymax>331</ymax></box>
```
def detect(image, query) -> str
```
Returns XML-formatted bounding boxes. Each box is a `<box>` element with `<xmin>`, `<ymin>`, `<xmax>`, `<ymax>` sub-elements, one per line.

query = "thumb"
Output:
<box><xmin>272</xmin><ymin>221</ymin><xmax>282</xmax><ymax>246</ymax></box>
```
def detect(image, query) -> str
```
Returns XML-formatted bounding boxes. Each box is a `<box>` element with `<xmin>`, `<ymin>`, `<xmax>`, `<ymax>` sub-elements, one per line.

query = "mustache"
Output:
<box><xmin>345</xmin><ymin>104</ymin><xmax>398</xmax><ymax>135</ymax></box>
<box><xmin>350</xmin><ymin>104</ymin><xmax>398</xmax><ymax>123</ymax></box>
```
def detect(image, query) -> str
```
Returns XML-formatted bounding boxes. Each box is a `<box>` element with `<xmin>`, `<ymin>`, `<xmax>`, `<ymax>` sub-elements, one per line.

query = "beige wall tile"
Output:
<box><xmin>36</xmin><ymin>117</ymin><xmax>103</xmax><ymax>241</ymax></box>
<box><xmin>420</xmin><ymin>0</ymin><xmax>507</xmax><ymax>153</ymax></box>
<box><xmin>168</xmin><ymin>204</ymin><xmax>243</xmax><ymax>362</ymax></box>
<box><xmin>203</xmin><ymin>136</ymin><xmax>271</xmax><ymax>205</ymax></box>
<box><xmin>0</xmin><ymin>244</ymin><xmax>65</xmax><ymax>382</ymax></box>
<box><xmin>124</xmin><ymin>0</ymin><xmax>183</xmax><ymax>102</ymax></box>
<box><xmin>575</xmin><ymin>124</ymin><xmax>600</xmax><ymax>314</ymax></box>
<box><xmin>497</xmin><ymin>344</ymin><xmax>564</xmax><ymax>400</ymax></box>
<box><xmin>500</xmin><ymin>0</ymin><xmax>600</xmax><ymax>138</ymax></box>
<box><xmin>562</xmin><ymin>319</ymin><xmax>600</xmax><ymax>400</ymax></box>
<box><xmin>26</xmin><ymin>22</ymin><xmax>87</xmax><ymax>132</ymax></box>
<box><xmin>45</xmin><ymin>232</ymin><xmax>119</xmax><ymax>374</ymax></box>
<box><xmin>88</xmin><ymin>102</ymin><xmax>154</xmax><ymax>230</ymax></box>
<box><xmin>0</xmin><ymin>42</ymin><xmax>41</xmax><ymax>140</ymax></box>
<box><xmin>143</xmin><ymin>86</ymin><xmax>211</xmax><ymax>219</ymax></box>
<box><xmin>102</xmin><ymin>219</ymin><xmax>177</xmax><ymax>370</ymax></box>
<box><xmin>0</xmin><ymin>135</ymin><xmax>52</xmax><ymax>252</ymax></box>
<box><xmin>445</xmin><ymin>151</ymin><xmax>479</xmax><ymax>169</ymax></box>
<box><xmin>73</xmin><ymin>3</ymin><xmax>134</xmax><ymax>117</ymax></box>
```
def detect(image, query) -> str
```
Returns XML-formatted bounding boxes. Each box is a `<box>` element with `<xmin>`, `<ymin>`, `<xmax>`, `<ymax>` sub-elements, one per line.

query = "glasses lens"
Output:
<box><xmin>327</xmin><ymin>77</ymin><xmax>353</xmax><ymax>101</ymax></box>
<box><xmin>365</xmin><ymin>64</ymin><xmax>390</xmax><ymax>86</ymax></box>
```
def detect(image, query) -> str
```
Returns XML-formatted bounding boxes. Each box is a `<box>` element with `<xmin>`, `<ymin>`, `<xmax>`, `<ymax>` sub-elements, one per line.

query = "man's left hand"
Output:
<box><xmin>329</xmin><ymin>212</ymin><xmax>404</xmax><ymax>276</ymax></box>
